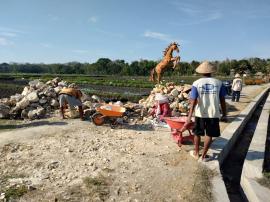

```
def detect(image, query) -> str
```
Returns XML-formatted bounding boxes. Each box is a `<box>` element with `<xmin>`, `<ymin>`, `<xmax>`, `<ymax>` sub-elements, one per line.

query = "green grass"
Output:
<box><xmin>83</xmin><ymin>174</ymin><xmax>111</xmax><ymax>201</ymax></box>
<box><xmin>81</xmin><ymin>88</ymin><xmax>145</xmax><ymax>102</ymax></box>
<box><xmin>0</xmin><ymin>173</ymin><xmax>28</xmax><ymax>201</ymax></box>
<box><xmin>0</xmin><ymin>73</ymin><xmax>234</xmax><ymax>89</ymax></box>
<box><xmin>3</xmin><ymin>185</ymin><xmax>28</xmax><ymax>201</ymax></box>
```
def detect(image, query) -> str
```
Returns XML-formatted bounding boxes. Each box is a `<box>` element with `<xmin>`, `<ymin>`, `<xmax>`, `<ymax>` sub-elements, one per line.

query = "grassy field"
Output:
<box><xmin>0</xmin><ymin>73</ymin><xmax>233</xmax><ymax>86</ymax></box>
<box><xmin>0</xmin><ymin>73</ymin><xmax>233</xmax><ymax>101</ymax></box>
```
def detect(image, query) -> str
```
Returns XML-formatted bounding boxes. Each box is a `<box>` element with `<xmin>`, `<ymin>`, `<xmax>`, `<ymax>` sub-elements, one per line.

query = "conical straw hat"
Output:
<box><xmin>235</xmin><ymin>73</ymin><xmax>241</xmax><ymax>78</ymax></box>
<box><xmin>195</xmin><ymin>61</ymin><xmax>216</xmax><ymax>74</ymax></box>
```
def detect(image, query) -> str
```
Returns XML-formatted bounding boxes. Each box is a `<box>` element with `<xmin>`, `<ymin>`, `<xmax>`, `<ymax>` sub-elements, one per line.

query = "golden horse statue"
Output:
<box><xmin>150</xmin><ymin>42</ymin><xmax>180</xmax><ymax>83</ymax></box>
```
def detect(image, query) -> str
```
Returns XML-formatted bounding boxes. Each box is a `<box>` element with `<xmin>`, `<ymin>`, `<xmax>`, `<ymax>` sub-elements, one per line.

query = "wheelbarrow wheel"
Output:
<box><xmin>92</xmin><ymin>113</ymin><xmax>105</xmax><ymax>126</ymax></box>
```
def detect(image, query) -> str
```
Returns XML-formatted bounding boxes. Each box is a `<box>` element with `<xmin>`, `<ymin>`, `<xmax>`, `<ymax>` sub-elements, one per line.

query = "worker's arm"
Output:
<box><xmin>181</xmin><ymin>99</ymin><xmax>197</xmax><ymax>132</ymax></box>
<box><xmin>187</xmin><ymin>99</ymin><xmax>197</xmax><ymax>122</ymax></box>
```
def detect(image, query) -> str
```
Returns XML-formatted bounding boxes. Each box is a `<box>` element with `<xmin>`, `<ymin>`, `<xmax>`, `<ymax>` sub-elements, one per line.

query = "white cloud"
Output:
<box><xmin>143</xmin><ymin>31</ymin><xmax>184</xmax><ymax>44</ymax></box>
<box><xmin>88</xmin><ymin>16</ymin><xmax>98</xmax><ymax>23</ymax></box>
<box><xmin>170</xmin><ymin>1</ymin><xmax>222</xmax><ymax>26</ymax></box>
<box><xmin>0</xmin><ymin>32</ymin><xmax>17</xmax><ymax>37</ymax></box>
<box><xmin>0</xmin><ymin>37</ymin><xmax>13</xmax><ymax>46</ymax></box>
<box><xmin>0</xmin><ymin>26</ymin><xmax>26</xmax><ymax>34</ymax></box>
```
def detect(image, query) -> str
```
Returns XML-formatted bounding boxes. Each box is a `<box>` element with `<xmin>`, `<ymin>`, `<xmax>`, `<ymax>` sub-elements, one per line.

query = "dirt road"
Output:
<box><xmin>0</xmin><ymin>118</ymin><xmax>198</xmax><ymax>201</ymax></box>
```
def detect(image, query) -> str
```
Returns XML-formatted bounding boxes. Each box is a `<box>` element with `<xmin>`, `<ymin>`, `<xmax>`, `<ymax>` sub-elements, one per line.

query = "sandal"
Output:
<box><xmin>198</xmin><ymin>155</ymin><xmax>213</xmax><ymax>163</ymax></box>
<box><xmin>189</xmin><ymin>150</ymin><xmax>199</xmax><ymax>160</ymax></box>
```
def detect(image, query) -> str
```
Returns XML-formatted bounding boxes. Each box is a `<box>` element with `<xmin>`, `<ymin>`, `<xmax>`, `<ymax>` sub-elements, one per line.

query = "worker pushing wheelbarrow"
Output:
<box><xmin>91</xmin><ymin>104</ymin><xmax>129</xmax><ymax>129</ymax></box>
<box><xmin>163</xmin><ymin>116</ymin><xmax>194</xmax><ymax>147</ymax></box>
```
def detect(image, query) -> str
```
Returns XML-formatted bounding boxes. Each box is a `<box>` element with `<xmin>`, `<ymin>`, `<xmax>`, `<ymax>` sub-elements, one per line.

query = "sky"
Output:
<box><xmin>0</xmin><ymin>0</ymin><xmax>270</xmax><ymax>64</ymax></box>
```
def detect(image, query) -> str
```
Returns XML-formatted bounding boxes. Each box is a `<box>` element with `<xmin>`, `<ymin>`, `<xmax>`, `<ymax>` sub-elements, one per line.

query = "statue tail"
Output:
<box><xmin>150</xmin><ymin>68</ymin><xmax>155</xmax><ymax>82</ymax></box>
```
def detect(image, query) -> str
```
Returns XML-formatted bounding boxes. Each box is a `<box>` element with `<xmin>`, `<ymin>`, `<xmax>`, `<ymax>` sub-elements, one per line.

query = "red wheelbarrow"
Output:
<box><xmin>163</xmin><ymin>117</ymin><xmax>194</xmax><ymax>146</ymax></box>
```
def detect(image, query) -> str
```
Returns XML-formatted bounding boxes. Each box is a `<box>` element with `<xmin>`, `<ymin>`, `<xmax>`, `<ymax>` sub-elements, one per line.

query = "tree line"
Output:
<box><xmin>0</xmin><ymin>57</ymin><xmax>270</xmax><ymax>76</ymax></box>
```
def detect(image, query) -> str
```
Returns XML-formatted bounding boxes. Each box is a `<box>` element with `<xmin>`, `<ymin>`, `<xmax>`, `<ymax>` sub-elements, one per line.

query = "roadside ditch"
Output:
<box><xmin>220</xmin><ymin>92</ymin><xmax>269</xmax><ymax>202</ymax></box>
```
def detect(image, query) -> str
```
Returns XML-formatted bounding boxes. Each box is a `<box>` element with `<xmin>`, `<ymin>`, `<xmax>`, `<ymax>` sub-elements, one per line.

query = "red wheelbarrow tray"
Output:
<box><xmin>163</xmin><ymin>116</ymin><xmax>195</xmax><ymax>146</ymax></box>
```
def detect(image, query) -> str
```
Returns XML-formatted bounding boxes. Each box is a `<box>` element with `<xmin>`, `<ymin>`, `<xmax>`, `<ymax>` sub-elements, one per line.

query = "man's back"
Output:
<box><xmin>60</xmin><ymin>88</ymin><xmax>82</xmax><ymax>99</ymax></box>
<box><xmin>191</xmin><ymin>77</ymin><xmax>223</xmax><ymax>118</ymax></box>
<box><xmin>232</xmin><ymin>78</ymin><xmax>242</xmax><ymax>91</ymax></box>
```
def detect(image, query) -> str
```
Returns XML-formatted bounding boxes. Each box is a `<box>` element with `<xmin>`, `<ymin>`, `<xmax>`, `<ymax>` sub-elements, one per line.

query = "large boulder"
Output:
<box><xmin>44</xmin><ymin>88</ymin><xmax>56</xmax><ymax>98</ymax></box>
<box><xmin>36</xmin><ymin>81</ymin><xmax>46</xmax><ymax>90</ymax></box>
<box><xmin>21</xmin><ymin>86</ymin><xmax>29</xmax><ymax>96</ymax></box>
<box><xmin>39</xmin><ymin>98</ymin><xmax>47</xmax><ymax>105</ymax></box>
<box><xmin>82</xmin><ymin>101</ymin><xmax>93</xmax><ymax>110</ymax></box>
<box><xmin>52</xmin><ymin>77</ymin><xmax>61</xmax><ymax>85</ymax></box>
<box><xmin>170</xmin><ymin>89</ymin><xmax>179</xmax><ymax>97</ymax></box>
<box><xmin>26</xmin><ymin>91</ymin><xmax>39</xmax><ymax>103</ymax></box>
<box><xmin>0</xmin><ymin>98</ymin><xmax>11</xmax><ymax>106</ymax></box>
<box><xmin>29</xmin><ymin>79</ymin><xmax>41</xmax><ymax>89</ymax></box>
<box><xmin>10</xmin><ymin>94</ymin><xmax>23</xmax><ymax>105</ymax></box>
<box><xmin>28</xmin><ymin>107</ymin><xmax>46</xmax><ymax>120</ymax></box>
<box><xmin>57</xmin><ymin>81</ymin><xmax>67</xmax><ymax>87</ymax></box>
<box><xmin>15</xmin><ymin>97</ymin><xmax>30</xmax><ymax>110</ymax></box>
<box><xmin>0</xmin><ymin>103</ymin><xmax>10</xmax><ymax>118</ymax></box>
<box><xmin>54</xmin><ymin>86</ymin><xmax>62</xmax><ymax>94</ymax></box>
<box><xmin>50</xmin><ymin>99</ymin><xmax>59</xmax><ymax>107</ymax></box>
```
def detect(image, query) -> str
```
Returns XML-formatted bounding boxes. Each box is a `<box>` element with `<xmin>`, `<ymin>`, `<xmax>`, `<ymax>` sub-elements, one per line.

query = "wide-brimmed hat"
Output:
<box><xmin>195</xmin><ymin>61</ymin><xmax>216</xmax><ymax>74</ymax></box>
<box><xmin>235</xmin><ymin>73</ymin><xmax>241</xmax><ymax>78</ymax></box>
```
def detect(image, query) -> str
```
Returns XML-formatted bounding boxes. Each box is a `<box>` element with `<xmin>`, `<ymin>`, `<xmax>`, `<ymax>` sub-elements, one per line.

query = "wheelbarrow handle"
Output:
<box><xmin>179</xmin><ymin>123</ymin><xmax>189</xmax><ymax>132</ymax></box>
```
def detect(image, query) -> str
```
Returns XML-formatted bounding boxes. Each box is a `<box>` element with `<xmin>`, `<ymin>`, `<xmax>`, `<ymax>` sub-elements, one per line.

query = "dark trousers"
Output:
<box><xmin>232</xmin><ymin>91</ymin><xmax>240</xmax><ymax>102</ymax></box>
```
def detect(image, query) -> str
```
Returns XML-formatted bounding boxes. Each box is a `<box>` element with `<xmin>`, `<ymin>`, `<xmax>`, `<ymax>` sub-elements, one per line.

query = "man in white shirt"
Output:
<box><xmin>231</xmin><ymin>73</ymin><xmax>242</xmax><ymax>102</ymax></box>
<box><xmin>181</xmin><ymin>61</ymin><xmax>227</xmax><ymax>162</ymax></box>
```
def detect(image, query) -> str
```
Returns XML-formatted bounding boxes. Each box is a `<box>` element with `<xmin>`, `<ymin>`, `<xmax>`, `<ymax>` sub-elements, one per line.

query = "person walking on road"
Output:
<box><xmin>231</xmin><ymin>73</ymin><xmax>243</xmax><ymax>102</ymax></box>
<box><xmin>181</xmin><ymin>61</ymin><xmax>227</xmax><ymax>162</ymax></box>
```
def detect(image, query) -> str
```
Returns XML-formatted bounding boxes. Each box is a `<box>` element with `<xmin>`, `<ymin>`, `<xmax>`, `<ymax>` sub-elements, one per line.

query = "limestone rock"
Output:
<box><xmin>21</xmin><ymin>86</ymin><xmax>29</xmax><ymax>96</ymax></box>
<box><xmin>50</xmin><ymin>99</ymin><xmax>59</xmax><ymax>107</ymax></box>
<box><xmin>10</xmin><ymin>94</ymin><xmax>23</xmax><ymax>105</ymax></box>
<box><xmin>29</xmin><ymin>79</ymin><xmax>39</xmax><ymax>86</ymax></box>
<box><xmin>82</xmin><ymin>101</ymin><xmax>93</xmax><ymax>110</ymax></box>
<box><xmin>52</xmin><ymin>77</ymin><xmax>61</xmax><ymax>85</ymax></box>
<box><xmin>26</xmin><ymin>91</ymin><xmax>39</xmax><ymax>102</ymax></box>
<box><xmin>91</xmin><ymin>95</ymin><xmax>101</xmax><ymax>103</ymax></box>
<box><xmin>30</xmin><ymin>103</ymin><xmax>41</xmax><ymax>108</ymax></box>
<box><xmin>15</xmin><ymin>97</ymin><xmax>30</xmax><ymax>110</ymax></box>
<box><xmin>57</xmin><ymin>81</ymin><xmax>67</xmax><ymax>87</ymax></box>
<box><xmin>39</xmin><ymin>98</ymin><xmax>47</xmax><ymax>104</ymax></box>
<box><xmin>44</xmin><ymin>88</ymin><xmax>56</xmax><ymax>98</ymax></box>
<box><xmin>36</xmin><ymin>81</ymin><xmax>46</xmax><ymax>90</ymax></box>
<box><xmin>21</xmin><ymin>108</ymin><xmax>30</xmax><ymax>119</ymax></box>
<box><xmin>170</xmin><ymin>89</ymin><xmax>179</xmax><ymax>97</ymax></box>
<box><xmin>0</xmin><ymin>103</ymin><xmax>10</xmax><ymax>118</ymax></box>
<box><xmin>0</xmin><ymin>98</ymin><xmax>11</xmax><ymax>106</ymax></box>
<box><xmin>28</xmin><ymin>107</ymin><xmax>45</xmax><ymax>120</ymax></box>
<box><xmin>54</xmin><ymin>86</ymin><xmax>62</xmax><ymax>94</ymax></box>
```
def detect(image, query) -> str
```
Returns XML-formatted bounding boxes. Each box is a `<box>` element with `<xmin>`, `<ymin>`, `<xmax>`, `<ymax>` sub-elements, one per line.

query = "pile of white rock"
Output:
<box><xmin>0</xmin><ymin>77</ymin><xmax>94</xmax><ymax>120</ymax></box>
<box><xmin>138</xmin><ymin>82</ymin><xmax>192</xmax><ymax>116</ymax></box>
